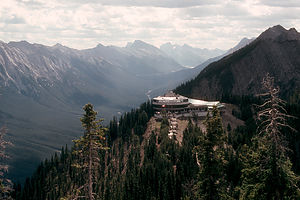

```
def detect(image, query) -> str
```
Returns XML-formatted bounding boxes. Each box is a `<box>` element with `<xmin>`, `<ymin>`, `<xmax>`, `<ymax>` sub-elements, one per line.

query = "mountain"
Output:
<box><xmin>160</xmin><ymin>43</ymin><xmax>225</xmax><ymax>68</ymax></box>
<box><xmin>16</xmin><ymin>90</ymin><xmax>300</xmax><ymax>199</ymax></box>
<box><xmin>151</xmin><ymin>37</ymin><xmax>256</xmax><ymax>96</ymax></box>
<box><xmin>84</xmin><ymin>40</ymin><xmax>184</xmax><ymax>75</ymax></box>
<box><xmin>8</xmin><ymin>26</ymin><xmax>300</xmax><ymax>199</ymax></box>
<box><xmin>224</xmin><ymin>37</ymin><xmax>255</xmax><ymax>56</ymax></box>
<box><xmin>14</xmin><ymin>99</ymin><xmax>247</xmax><ymax>199</ymax></box>
<box><xmin>178</xmin><ymin>37</ymin><xmax>255</xmax><ymax>78</ymax></box>
<box><xmin>0</xmin><ymin>40</ymin><xmax>186</xmax><ymax>181</ymax></box>
<box><xmin>0</xmin><ymin>36</ymin><xmax>262</xmax><ymax>181</ymax></box>
<box><xmin>175</xmin><ymin>25</ymin><xmax>300</xmax><ymax>100</ymax></box>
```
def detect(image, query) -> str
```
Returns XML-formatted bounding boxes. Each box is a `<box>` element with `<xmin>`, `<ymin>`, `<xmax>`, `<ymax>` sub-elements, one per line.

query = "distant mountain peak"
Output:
<box><xmin>53</xmin><ymin>43</ymin><xmax>63</xmax><ymax>47</ymax></box>
<box><xmin>8</xmin><ymin>40</ymin><xmax>31</xmax><ymax>47</ymax></box>
<box><xmin>15</xmin><ymin>40</ymin><xmax>30</xmax><ymax>44</ymax></box>
<box><xmin>124</xmin><ymin>40</ymin><xmax>168</xmax><ymax>58</ymax></box>
<box><xmin>96</xmin><ymin>43</ymin><xmax>105</xmax><ymax>48</ymax></box>
<box><xmin>52</xmin><ymin>43</ymin><xmax>68</xmax><ymax>49</ymax></box>
<box><xmin>271</xmin><ymin>24</ymin><xmax>286</xmax><ymax>31</ymax></box>
<box><xmin>224</xmin><ymin>37</ymin><xmax>255</xmax><ymax>56</ymax></box>
<box><xmin>258</xmin><ymin>25</ymin><xmax>300</xmax><ymax>41</ymax></box>
<box><xmin>239</xmin><ymin>37</ymin><xmax>251</xmax><ymax>44</ymax></box>
<box><xmin>126</xmin><ymin>40</ymin><xmax>155</xmax><ymax>49</ymax></box>
<box><xmin>133</xmin><ymin>39</ymin><xmax>146</xmax><ymax>44</ymax></box>
<box><xmin>289</xmin><ymin>27</ymin><xmax>297</xmax><ymax>33</ymax></box>
<box><xmin>160</xmin><ymin>42</ymin><xmax>225</xmax><ymax>67</ymax></box>
<box><xmin>51</xmin><ymin>43</ymin><xmax>75</xmax><ymax>53</ymax></box>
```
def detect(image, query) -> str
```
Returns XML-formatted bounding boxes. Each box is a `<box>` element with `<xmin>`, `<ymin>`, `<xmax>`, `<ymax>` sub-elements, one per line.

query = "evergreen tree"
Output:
<box><xmin>194</xmin><ymin>107</ymin><xmax>231</xmax><ymax>200</ymax></box>
<box><xmin>72</xmin><ymin>103</ymin><xmax>108</xmax><ymax>200</ymax></box>
<box><xmin>239</xmin><ymin>74</ymin><xmax>300</xmax><ymax>199</ymax></box>
<box><xmin>0</xmin><ymin>126</ymin><xmax>13</xmax><ymax>200</ymax></box>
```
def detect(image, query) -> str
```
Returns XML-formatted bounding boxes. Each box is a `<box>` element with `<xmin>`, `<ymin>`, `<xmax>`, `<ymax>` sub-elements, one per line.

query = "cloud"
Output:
<box><xmin>16</xmin><ymin>0</ymin><xmax>44</xmax><ymax>8</ymax></box>
<box><xmin>181</xmin><ymin>2</ymin><xmax>251</xmax><ymax>20</ymax></box>
<box><xmin>259</xmin><ymin>0</ymin><xmax>300</xmax><ymax>7</ymax></box>
<box><xmin>0</xmin><ymin>0</ymin><xmax>300</xmax><ymax>50</ymax></box>
<box><xmin>2</xmin><ymin>15</ymin><xmax>25</xmax><ymax>24</ymax></box>
<box><xmin>63</xmin><ymin>0</ymin><xmax>221</xmax><ymax>8</ymax></box>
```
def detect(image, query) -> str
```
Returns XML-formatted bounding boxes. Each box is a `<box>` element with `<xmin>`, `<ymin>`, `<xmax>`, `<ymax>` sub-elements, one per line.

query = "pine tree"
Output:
<box><xmin>0</xmin><ymin>126</ymin><xmax>13</xmax><ymax>200</ymax></box>
<box><xmin>194</xmin><ymin>107</ymin><xmax>231</xmax><ymax>200</ymax></box>
<box><xmin>239</xmin><ymin>74</ymin><xmax>300</xmax><ymax>199</ymax></box>
<box><xmin>71</xmin><ymin>103</ymin><xmax>108</xmax><ymax>200</ymax></box>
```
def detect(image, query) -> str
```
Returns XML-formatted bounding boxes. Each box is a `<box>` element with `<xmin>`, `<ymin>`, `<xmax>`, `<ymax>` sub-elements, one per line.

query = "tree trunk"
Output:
<box><xmin>88</xmin><ymin>140</ymin><xmax>93</xmax><ymax>200</ymax></box>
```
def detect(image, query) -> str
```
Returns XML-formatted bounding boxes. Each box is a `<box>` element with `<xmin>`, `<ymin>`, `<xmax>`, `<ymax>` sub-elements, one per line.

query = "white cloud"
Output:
<box><xmin>63</xmin><ymin>0</ymin><xmax>221</xmax><ymax>8</ymax></box>
<box><xmin>259</xmin><ymin>0</ymin><xmax>300</xmax><ymax>7</ymax></box>
<box><xmin>0</xmin><ymin>0</ymin><xmax>299</xmax><ymax>50</ymax></box>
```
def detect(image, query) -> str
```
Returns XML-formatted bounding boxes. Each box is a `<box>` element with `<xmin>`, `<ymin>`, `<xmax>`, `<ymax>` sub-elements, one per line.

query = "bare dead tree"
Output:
<box><xmin>256</xmin><ymin>73</ymin><xmax>296</xmax><ymax>154</ymax></box>
<box><xmin>239</xmin><ymin>74</ymin><xmax>300</xmax><ymax>200</ymax></box>
<box><xmin>250</xmin><ymin>73</ymin><xmax>300</xmax><ymax>199</ymax></box>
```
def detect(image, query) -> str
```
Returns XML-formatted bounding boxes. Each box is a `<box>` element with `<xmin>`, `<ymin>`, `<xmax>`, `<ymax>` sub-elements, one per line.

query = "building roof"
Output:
<box><xmin>152</xmin><ymin>91</ymin><xmax>225</xmax><ymax>109</ymax></box>
<box><xmin>164</xmin><ymin>91</ymin><xmax>178</xmax><ymax>97</ymax></box>
<box><xmin>152</xmin><ymin>91</ymin><xmax>188</xmax><ymax>103</ymax></box>
<box><xmin>188</xmin><ymin>99</ymin><xmax>220</xmax><ymax>107</ymax></box>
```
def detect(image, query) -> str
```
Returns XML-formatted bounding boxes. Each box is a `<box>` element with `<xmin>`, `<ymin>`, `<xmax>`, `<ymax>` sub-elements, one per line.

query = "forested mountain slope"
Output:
<box><xmin>175</xmin><ymin>25</ymin><xmax>300</xmax><ymax>100</ymax></box>
<box><xmin>13</xmin><ymin>102</ymin><xmax>239</xmax><ymax>199</ymax></box>
<box><xmin>14</xmin><ymin>94</ymin><xmax>300</xmax><ymax>199</ymax></box>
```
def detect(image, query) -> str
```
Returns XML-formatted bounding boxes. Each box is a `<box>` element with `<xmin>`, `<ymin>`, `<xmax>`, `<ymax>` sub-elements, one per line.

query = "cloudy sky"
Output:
<box><xmin>1</xmin><ymin>0</ymin><xmax>300</xmax><ymax>50</ymax></box>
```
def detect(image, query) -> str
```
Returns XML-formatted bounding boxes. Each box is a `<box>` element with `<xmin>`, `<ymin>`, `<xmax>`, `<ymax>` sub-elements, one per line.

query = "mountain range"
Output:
<box><xmin>10</xmin><ymin>25</ymin><xmax>300</xmax><ymax>199</ymax></box>
<box><xmin>160</xmin><ymin>43</ymin><xmax>225</xmax><ymax>68</ymax></box>
<box><xmin>0</xmin><ymin>38</ymin><xmax>247</xmax><ymax>181</ymax></box>
<box><xmin>0</xmin><ymin>33</ymin><xmax>256</xmax><ymax>181</ymax></box>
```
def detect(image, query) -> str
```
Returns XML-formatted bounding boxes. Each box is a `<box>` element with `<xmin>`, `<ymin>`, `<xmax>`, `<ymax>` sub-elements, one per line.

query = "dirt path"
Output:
<box><xmin>140</xmin><ymin>117</ymin><xmax>159</xmax><ymax>166</ymax></box>
<box><xmin>175</xmin><ymin>119</ymin><xmax>189</xmax><ymax>146</ymax></box>
<box><xmin>221</xmin><ymin>103</ymin><xmax>244</xmax><ymax>130</ymax></box>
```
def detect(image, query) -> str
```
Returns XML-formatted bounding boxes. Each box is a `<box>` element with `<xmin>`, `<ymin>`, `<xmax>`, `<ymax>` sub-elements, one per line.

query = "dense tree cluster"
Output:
<box><xmin>12</xmin><ymin>82</ymin><xmax>300</xmax><ymax>199</ymax></box>
<box><xmin>194</xmin><ymin>107</ymin><xmax>232</xmax><ymax>200</ymax></box>
<box><xmin>0</xmin><ymin>126</ymin><xmax>13</xmax><ymax>200</ymax></box>
<box><xmin>108</xmin><ymin>101</ymin><xmax>153</xmax><ymax>142</ymax></box>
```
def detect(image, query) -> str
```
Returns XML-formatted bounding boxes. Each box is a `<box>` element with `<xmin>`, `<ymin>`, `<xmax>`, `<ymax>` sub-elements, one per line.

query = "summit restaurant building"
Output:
<box><xmin>152</xmin><ymin>91</ymin><xmax>224</xmax><ymax>116</ymax></box>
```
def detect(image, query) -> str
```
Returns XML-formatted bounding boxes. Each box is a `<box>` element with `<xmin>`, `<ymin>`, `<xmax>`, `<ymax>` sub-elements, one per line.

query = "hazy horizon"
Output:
<box><xmin>1</xmin><ymin>0</ymin><xmax>300</xmax><ymax>50</ymax></box>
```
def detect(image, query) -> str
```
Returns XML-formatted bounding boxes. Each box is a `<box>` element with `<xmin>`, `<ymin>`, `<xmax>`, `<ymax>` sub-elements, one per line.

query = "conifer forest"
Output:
<box><xmin>1</xmin><ymin>74</ymin><xmax>298</xmax><ymax>200</ymax></box>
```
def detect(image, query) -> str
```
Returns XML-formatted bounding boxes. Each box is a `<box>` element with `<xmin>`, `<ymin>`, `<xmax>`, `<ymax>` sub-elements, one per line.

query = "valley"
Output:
<box><xmin>0</xmin><ymin>39</ymin><xmax>234</xmax><ymax>181</ymax></box>
<box><xmin>1</xmin><ymin>0</ymin><xmax>300</xmax><ymax>197</ymax></box>
<box><xmin>2</xmin><ymin>25</ymin><xmax>300</xmax><ymax>200</ymax></box>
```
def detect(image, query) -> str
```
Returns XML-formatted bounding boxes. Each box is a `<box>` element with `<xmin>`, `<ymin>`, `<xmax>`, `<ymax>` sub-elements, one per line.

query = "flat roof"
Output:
<box><xmin>152</xmin><ymin>91</ymin><xmax>225</xmax><ymax>109</ymax></box>
<box><xmin>153</xmin><ymin>96</ymin><xmax>186</xmax><ymax>101</ymax></box>
<box><xmin>153</xmin><ymin>91</ymin><xmax>188</xmax><ymax>102</ymax></box>
<box><xmin>188</xmin><ymin>98</ymin><xmax>220</xmax><ymax>106</ymax></box>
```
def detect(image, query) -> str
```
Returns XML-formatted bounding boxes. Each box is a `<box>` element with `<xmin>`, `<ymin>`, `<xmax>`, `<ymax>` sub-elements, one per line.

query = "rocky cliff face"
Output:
<box><xmin>175</xmin><ymin>25</ymin><xmax>300</xmax><ymax>100</ymax></box>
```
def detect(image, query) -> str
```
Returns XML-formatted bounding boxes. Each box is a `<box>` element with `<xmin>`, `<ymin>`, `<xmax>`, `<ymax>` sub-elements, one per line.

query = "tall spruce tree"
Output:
<box><xmin>194</xmin><ymin>107</ymin><xmax>231</xmax><ymax>200</ymax></box>
<box><xmin>71</xmin><ymin>103</ymin><xmax>108</xmax><ymax>200</ymax></box>
<box><xmin>239</xmin><ymin>74</ymin><xmax>300</xmax><ymax>199</ymax></box>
